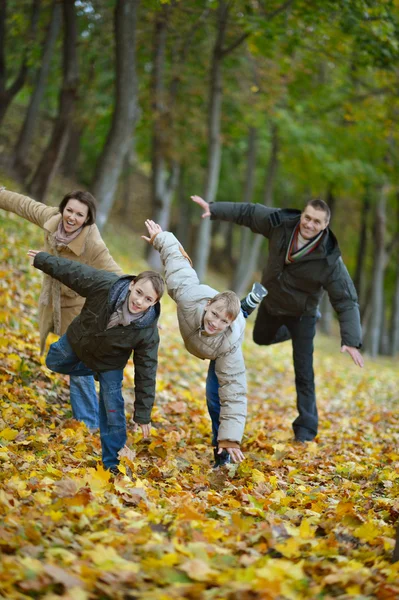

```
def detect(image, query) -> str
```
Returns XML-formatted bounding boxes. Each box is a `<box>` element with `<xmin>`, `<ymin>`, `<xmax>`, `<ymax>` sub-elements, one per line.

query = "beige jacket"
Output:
<box><xmin>0</xmin><ymin>189</ymin><xmax>123</xmax><ymax>353</ymax></box>
<box><xmin>153</xmin><ymin>231</ymin><xmax>247</xmax><ymax>445</ymax></box>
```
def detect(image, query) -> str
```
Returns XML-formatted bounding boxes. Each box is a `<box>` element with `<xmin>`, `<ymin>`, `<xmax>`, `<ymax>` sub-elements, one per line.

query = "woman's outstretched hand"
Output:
<box><xmin>142</xmin><ymin>219</ymin><xmax>163</xmax><ymax>244</ymax></box>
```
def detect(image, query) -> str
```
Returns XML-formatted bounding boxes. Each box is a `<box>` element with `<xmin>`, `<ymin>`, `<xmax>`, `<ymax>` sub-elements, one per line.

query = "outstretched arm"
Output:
<box><xmin>142</xmin><ymin>219</ymin><xmax>201</xmax><ymax>303</ymax></box>
<box><xmin>29</xmin><ymin>250</ymin><xmax>117</xmax><ymax>297</ymax></box>
<box><xmin>0</xmin><ymin>188</ymin><xmax>57</xmax><ymax>227</ymax></box>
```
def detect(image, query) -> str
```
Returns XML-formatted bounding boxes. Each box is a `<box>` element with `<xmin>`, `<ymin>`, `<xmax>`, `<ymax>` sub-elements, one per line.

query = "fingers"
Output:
<box><xmin>141</xmin><ymin>423</ymin><xmax>151</xmax><ymax>438</ymax></box>
<box><xmin>219</xmin><ymin>447</ymin><xmax>245</xmax><ymax>463</ymax></box>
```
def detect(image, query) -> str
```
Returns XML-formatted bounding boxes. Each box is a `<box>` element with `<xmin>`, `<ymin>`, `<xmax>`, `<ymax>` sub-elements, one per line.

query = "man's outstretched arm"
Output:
<box><xmin>191</xmin><ymin>194</ymin><xmax>275</xmax><ymax>237</ymax></box>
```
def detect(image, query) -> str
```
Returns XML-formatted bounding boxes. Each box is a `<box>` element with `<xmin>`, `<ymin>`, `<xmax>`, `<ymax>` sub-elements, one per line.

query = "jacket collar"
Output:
<box><xmin>44</xmin><ymin>213</ymin><xmax>91</xmax><ymax>256</ymax></box>
<box><xmin>284</xmin><ymin>214</ymin><xmax>341</xmax><ymax>265</ymax></box>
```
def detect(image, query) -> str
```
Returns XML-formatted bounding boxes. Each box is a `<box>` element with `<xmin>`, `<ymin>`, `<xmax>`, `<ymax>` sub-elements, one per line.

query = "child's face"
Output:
<box><xmin>203</xmin><ymin>300</ymin><xmax>234</xmax><ymax>335</ymax></box>
<box><xmin>128</xmin><ymin>279</ymin><xmax>158</xmax><ymax>314</ymax></box>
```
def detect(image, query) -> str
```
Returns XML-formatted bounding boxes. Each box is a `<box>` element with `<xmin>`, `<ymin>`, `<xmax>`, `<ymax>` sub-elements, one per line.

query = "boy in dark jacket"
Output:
<box><xmin>28</xmin><ymin>250</ymin><xmax>164</xmax><ymax>472</ymax></box>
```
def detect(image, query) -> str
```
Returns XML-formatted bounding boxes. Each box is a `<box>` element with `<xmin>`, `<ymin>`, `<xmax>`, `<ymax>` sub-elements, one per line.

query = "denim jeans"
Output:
<box><xmin>69</xmin><ymin>375</ymin><xmax>99</xmax><ymax>431</ymax></box>
<box><xmin>46</xmin><ymin>334</ymin><xmax>126</xmax><ymax>469</ymax></box>
<box><xmin>253</xmin><ymin>301</ymin><xmax>317</xmax><ymax>441</ymax></box>
<box><xmin>206</xmin><ymin>360</ymin><xmax>220</xmax><ymax>447</ymax></box>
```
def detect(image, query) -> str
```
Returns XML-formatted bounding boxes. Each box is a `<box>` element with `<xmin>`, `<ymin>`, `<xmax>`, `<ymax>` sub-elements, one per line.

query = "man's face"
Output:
<box><xmin>128</xmin><ymin>279</ymin><xmax>158</xmax><ymax>314</ymax></box>
<box><xmin>299</xmin><ymin>205</ymin><xmax>329</xmax><ymax>240</ymax></box>
<box><xmin>203</xmin><ymin>300</ymin><xmax>234</xmax><ymax>335</ymax></box>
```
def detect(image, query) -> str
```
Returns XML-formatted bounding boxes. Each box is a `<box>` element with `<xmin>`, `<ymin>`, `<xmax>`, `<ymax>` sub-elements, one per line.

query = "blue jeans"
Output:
<box><xmin>70</xmin><ymin>375</ymin><xmax>99</xmax><ymax>431</ymax></box>
<box><xmin>46</xmin><ymin>334</ymin><xmax>126</xmax><ymax>469</ymax></box>
<box><xmin>206</xmin><ymin>359</ymin><xmax>220</xmax><ymax>447</ymax></box>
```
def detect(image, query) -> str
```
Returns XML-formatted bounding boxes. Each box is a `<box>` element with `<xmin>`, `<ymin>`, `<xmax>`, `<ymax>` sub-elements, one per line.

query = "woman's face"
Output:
<box><xmin>62</xmin><ymin>199</ymin><xmax>89</xmax><ymax>233</ymax></box>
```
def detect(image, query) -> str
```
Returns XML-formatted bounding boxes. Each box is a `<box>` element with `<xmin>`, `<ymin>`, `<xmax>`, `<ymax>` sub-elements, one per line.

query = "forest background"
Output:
<box><xmin>2</xmin><ymin>0</ymin><xmax>399</xmax><ymax>357</ymax></box>
<box><xmin>1</xmin><ymin>1</ymin><xmax>399</xmax><ymax>598</ymax></box>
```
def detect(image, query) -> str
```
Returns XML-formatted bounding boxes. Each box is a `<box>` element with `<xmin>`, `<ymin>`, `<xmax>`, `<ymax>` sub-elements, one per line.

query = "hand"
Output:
<box><xmin>132</xmin><ymin>421</ymin><xmax>151</xmax><ymax>438</ymax></box>
<box><xmin>191</xmin><ymin>195</ymin><xmax>210</xmax><ymax>218</ymax></box>
<box><xmin>27</xmin><ymin>249</ymin><xmax>40</xmax><ymax>263</ymax></box>
<box><xmin>341</xmin><ymin>345</ymin><xmax>364</xmax><ymax>368</ymax></box>
<box><xmin>220</xmin><ymin>446</ymin><xmax>245</xmax><ymax>463</ymax></box>
<box><xmin>141</xmin><ymin>219</ymin><xmax>162</xmax><ymax>244</ymax></box>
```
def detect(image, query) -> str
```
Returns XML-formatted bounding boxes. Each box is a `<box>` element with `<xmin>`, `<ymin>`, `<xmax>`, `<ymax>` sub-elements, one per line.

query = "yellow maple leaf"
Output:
<box><xmin>179</xmin><ymin>558</ymin><xmax>215</xmax><ymax>582</ymax></box>
<box><xmin>251</xmin><ymin>469</ymin><xmax>266</xmax><ymax>484</ymax></box>
<box><xmin>354</xmin><ymin>522</ymin><xmax>381</xmax><ymax>542</ymax></box>
<box><xmin>0</xmin><ymin>427</ymin><xmax>19</xmax><ymax>441</ymax></box>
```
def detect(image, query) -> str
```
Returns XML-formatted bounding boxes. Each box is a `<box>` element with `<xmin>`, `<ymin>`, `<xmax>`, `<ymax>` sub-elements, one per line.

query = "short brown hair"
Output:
<box><xmin>305</xmin><ymin>198</ymin><xmax>331</xmax><ymax>222</ymax></box>
<box><xmin>59</xmin><ymin>190</ymin><xmax>97</xmax><ymax>226</ymax></box>
<box><xmin>209</xmin><ymin>291</ymin><xmax>241</xmax><ymax>320</ymax></box>
<box><xmin>135</xmin><ymin>271</ymin><xmax>165</xmax><ymax>301</ymax></box>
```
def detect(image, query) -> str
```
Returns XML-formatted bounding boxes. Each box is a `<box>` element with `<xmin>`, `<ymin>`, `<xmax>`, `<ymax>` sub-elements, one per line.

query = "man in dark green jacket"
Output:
<box><xmin>192</xmin><ymin>196</ymin><xmax>363</xmax><ymax>443</ymax></box>
<box><xmin>28</xmin><ymin>250</ymin><xmax>164</xmax><ymax>471</ymax></box>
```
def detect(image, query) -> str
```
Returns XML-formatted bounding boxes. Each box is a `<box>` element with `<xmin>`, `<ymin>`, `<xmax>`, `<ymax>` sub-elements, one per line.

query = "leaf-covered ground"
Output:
<box><xmin>0</xmin><ymin>212</ymin><xmax>399</xmax><ymax>600</ymax></box>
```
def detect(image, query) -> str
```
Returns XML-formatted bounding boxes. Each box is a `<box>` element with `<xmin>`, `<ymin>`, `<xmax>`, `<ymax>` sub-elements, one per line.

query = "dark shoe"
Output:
<box><xmin>294</xmin><ymin>436</ymin><xmax>314</xmax><ymax>444</ymax></box>
<box><xmin>108</xmin><ymin>466</ymin><xmax>120</xmax><ymax>476</ymax></box>
<box><xmin>241</xmin><ymin>282</ymin><xmax>268</xmax><ymax>316</ymax></box>
<box><xmin>213</xmin><ymin>448</ymin><xmax>231</xmax><ymax>468</ymax></box>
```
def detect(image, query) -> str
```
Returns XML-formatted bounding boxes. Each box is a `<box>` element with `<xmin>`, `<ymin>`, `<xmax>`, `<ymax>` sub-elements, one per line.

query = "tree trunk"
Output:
<box><xmin>354</xmin><ymin>190</ymin><xmax>371</xmax><ymax>314</ymax></box>
<box><xmin>231</xmin><ymin>127</ymin><xmax>257</xmax><ymax>293</ymax></box>
<box><xmin>0</xmin><ymin>0</ymin><xmax>41</xmax><ymax>126</ymax></box>
<box><xmin>92</xmin><ymin>0</ymin><xmax>138</xmax><ymax>231</ymax></box>
<box><xmin>233</xmin><ymin>121</ymin><xmax>279</xmax><ymax>297</ymax></box>
<box><xmin>194</xmin><ymin>0</ymin><xmax>228</xmax><ymax>281</ymax></box>
<box><xmin>389</xmin><ymin>193</ymin><xmax>399</xmax><ymax>355</ymax></box>
<box><xmin>28</xmin><ymin>0</ymin><xmax>78</xmax><ymax>202</ymax></box>
<box><xmin>363</xmin><ymin>189</ymin><xmax>386</xmax><ymax>357</ymax></box>
<box><xmin>60</xmin><ymin>121</ymin><xmax>83</xmax><ymax>180</ymax></box>
<box><xmin>175</xmin><ymin>166</ymin><xmax>192</xmax><ymax>249</ymax></box>
<box><xmin>318</xmin><ymin>187</ymin><xmax>336</xmax><ymax>335</ymax></box>
<box><xmin>13</xmin><ymin>0</ymin><xmax>61</xmax><ymax>178</ymax></box>
<box><xmin>393</xmin><ymin>524</ymin><xmax>399</xmax><ymax>563</ymax></box>
<box><xmin>390</xmin><ymin>258</ymin><xmax>399</xmax><ymax>355</ymax></box>
<box><xmin>147</xmin><ymin>4</ymin><xmax>179</xmax><ymax>271</ymax></box>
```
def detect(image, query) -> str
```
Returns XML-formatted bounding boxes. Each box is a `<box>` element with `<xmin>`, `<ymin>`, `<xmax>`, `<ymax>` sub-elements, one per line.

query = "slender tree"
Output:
<box><xmin>92</xmin><ymin>0</ymin><xmax>138</xmax><ymax>231</ymax></box>
<box><xmin>0</xmin><ymin>0</ymin><xmax>41</xmax><ymax>126</ymax></box>
<box><xmin>13</xmin><ymin>0</ymin><xmax>62</xmax><ymax>178</ymax></box>
<box><xmin>363</xmin><ymin>187</ymin><xmax>387</xmax><ymax>356</ymax></box>
<box><xmin>29</xmin><ymin>0</ymin><xmax>78</xmax><ymax>201</ymax></box>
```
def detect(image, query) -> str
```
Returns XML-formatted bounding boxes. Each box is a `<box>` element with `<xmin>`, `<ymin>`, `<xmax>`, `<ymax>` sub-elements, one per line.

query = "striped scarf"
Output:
<box><xmin>285</xmin><ymin>222</ymin><xmax>324</xmax><ymax>264</ymax></box>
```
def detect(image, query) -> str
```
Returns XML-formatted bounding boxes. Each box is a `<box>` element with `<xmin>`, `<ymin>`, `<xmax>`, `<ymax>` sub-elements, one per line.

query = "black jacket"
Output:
<box><xmin>210</xmin><ymin>202</ymin><xmax>362</xmax><ymax>348</ymax></box>
<box><xmin>34</xmin><ymin>252</ymin><xmax>160</xmax><ymax>423</ymax></box>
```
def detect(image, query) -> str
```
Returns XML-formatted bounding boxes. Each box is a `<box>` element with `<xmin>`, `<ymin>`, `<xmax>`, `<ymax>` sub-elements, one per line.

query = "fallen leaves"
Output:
<box><xmin>0</xmin><ymin>213</ymin><xmax>399</xmax><ymax>599</ymax></box>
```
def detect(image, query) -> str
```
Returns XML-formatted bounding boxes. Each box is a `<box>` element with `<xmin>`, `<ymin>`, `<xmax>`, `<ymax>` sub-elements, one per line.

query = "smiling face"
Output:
<box><xmin>299</xmin><ymin>205</ymin><xmax>329</xmax><ymax>240</ymax></box>
<box><xmin>203</xmin><ymin>300</ymin><xmax>234</xmax><ymax>335</ymax></box>
<box><xmin>62</xmin><ymin>199</ymin><xmax>89</xmax><ymax>233</ymax></box>
<box><xmin>128</xmin><ymin>278</ymin><xmax>158</xmax><ymax>314</ymax></box>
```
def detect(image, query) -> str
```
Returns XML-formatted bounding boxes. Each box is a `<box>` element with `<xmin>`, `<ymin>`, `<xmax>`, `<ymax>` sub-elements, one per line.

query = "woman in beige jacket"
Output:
<box><xmin>0</xmin><ymin>187</ymin><xmax>123</xmax><ymax>430</ymax></box>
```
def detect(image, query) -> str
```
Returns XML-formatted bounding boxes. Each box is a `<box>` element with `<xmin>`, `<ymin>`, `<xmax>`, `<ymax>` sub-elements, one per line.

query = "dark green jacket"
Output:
<box><xmin>210</xmin><ymin>202</ymin><xmax>362</xmax><ymax>348</ymax></box>
<box><xmin>34</xmin><ymin>252</ymin><xmax>160</xmax><ymax>424</ymax></box>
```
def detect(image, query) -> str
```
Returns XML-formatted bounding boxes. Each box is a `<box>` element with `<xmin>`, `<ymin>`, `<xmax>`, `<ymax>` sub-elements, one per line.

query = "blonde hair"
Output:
<box><xmin>209</xmin><ymin>291</ymin><xmax>241</xmax><ymax>320</ymax></box>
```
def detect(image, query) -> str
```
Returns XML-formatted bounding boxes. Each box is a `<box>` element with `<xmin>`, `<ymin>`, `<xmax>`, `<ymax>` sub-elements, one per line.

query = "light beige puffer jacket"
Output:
<box><xmin>153</xmin><ymin>231</ymin><xmax>247</xmax><ymax>445</ymax></box>
<box><xmin>0</xmin><ymin>189</ymin><xmax>123</xmax><ymax>353</ymax></box>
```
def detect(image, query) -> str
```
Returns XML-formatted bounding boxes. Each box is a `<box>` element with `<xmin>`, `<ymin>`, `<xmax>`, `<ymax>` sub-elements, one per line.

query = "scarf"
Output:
<box><xmin>107</xmin><ymin>292</ymin><xmax>144</xmax><ymax>329</ymax></box>
<box><xmin>285</xmin><ymin>222</ymin><xmax>325</xmax><ymax>264</ymax></box>
<box><xmin>55</xmin><ymin>220</ymin><xmax>84</xmax><ymax>246</ymax></box>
